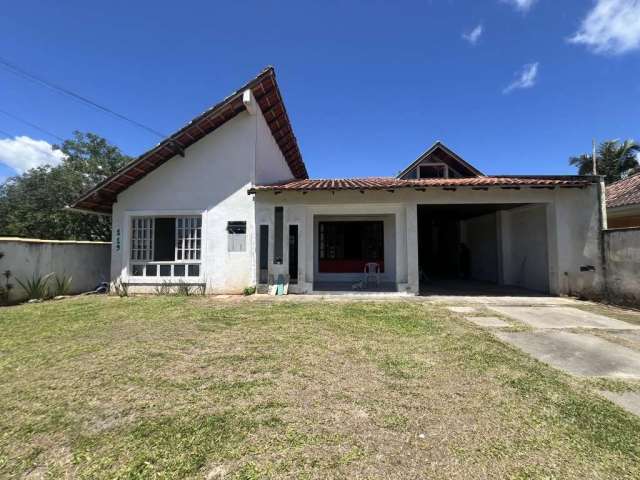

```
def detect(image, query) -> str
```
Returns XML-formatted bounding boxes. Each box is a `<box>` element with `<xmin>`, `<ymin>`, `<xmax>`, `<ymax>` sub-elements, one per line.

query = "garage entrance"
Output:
<box><xmin>417</xmin><ymin>203</ymin><xmax>550</xmax><ymax>294</ymax></box>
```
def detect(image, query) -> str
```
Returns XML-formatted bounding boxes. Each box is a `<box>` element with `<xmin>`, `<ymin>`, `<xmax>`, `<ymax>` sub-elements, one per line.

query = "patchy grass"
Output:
<box><xmin>1</xmin><ymin>296</ymin><xmax>640</xmax><ymax>479</ymax></box>
<box><xmin>572</xmin><ymin>301</ymin><xmax>640</xmax><ymax>326</ymax></box>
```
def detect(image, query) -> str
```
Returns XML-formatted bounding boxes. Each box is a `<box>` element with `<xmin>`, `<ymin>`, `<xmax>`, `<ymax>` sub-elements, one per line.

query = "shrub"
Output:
<box><xmin>16</xmin><ymin>272</ymin><xmax>54</xmax><ymax>301</ymax></box>
<box><xmin>154</xmin><ymin>281</ymin><xmax>172</xmax><ymax>295</ymax></box>
<box><xmin>175</xmin><ymin>280</ymin><xmax>192</xmax><ymax>296</ymax></box>
<box><xmin>111</xmin><ymin>277</ymin><xmax>129</xmax><ymax>297</ymax></box>
<box><xmin>243</xmin><ymin>286</ymin><xmax>256</xmax><ymax>296</ymax></box>
<box><xmin>0</xmin><ymin>265</ymin><xmax>13</xmax><ymax>306</ymax></box>
<box><xmin>52</xmin><ymin>273</ymin><xmax>73</xmax><ymax>297</ymax></box>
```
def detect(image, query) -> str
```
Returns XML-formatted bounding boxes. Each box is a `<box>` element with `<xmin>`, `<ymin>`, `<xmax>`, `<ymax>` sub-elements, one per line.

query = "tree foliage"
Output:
<box><xmin>0</xmin><ymin>132</ymin><xmax>131</xmax><ymax>241</ymax></box>
<box><xmin>569</xmin><ymin>139</ymin><xmax>640</xmax><ymax>184</ymax></box>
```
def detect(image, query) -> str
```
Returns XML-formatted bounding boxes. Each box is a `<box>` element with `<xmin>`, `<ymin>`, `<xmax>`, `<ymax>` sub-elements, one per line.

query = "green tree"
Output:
<box><xmin>569</xmin><ymin>139</ymin><xmax>640</xmax><ymax>184</ymax></box>
<box><xmin>0</xmin><ymin>132</ymin><xmax>130</xmax><ymax>241</ymax></box>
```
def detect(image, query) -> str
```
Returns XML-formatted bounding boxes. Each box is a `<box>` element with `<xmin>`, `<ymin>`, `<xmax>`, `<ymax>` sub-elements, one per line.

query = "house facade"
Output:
<box><xmin>606</xmin><ymin>173</ymin><xmax>640</xmax><ymax>229</ymax></box>
<box><xmin>71</xmin><ymin>68</ymin><xmax>605</xmax><ymax>297</ymax></box>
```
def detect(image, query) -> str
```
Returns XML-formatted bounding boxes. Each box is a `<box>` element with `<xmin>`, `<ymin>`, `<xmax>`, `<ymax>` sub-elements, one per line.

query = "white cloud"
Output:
<box><xmin>569</xmin><ymin>0</ymin><xmax>640</xmax><ymax>55</ymax></box>
<box><xmin>0</xmin><ymin>136</ymin><xmax>66</xmax><ymax>174</ymax></box>
<box><xmin>462</xmin><ymin>24</ymin><xmax>484</xmax><ymax>45</ymax></box>
<box><xmin>503</xmin><ymin>62</ymin><xmax>539</xmax><ymax>94</ymax></box>
<box><xmin>501</xmin><ymin>0</ymin><xmax>538</xmax><ymax>12</ymax></box>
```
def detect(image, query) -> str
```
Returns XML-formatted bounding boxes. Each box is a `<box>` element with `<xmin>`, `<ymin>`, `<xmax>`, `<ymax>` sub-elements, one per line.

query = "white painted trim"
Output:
<box><xmin>122</xmin><ymin>209</ymin><xmax>207</xmax><ymax>283</ymax></box>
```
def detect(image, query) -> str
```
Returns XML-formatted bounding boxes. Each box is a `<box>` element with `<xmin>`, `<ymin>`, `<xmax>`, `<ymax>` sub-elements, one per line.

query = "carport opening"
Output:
<box><xmin>417</xmin><ymin>203</ymin><xmax>550</xmax><ymax>295</ymax></box>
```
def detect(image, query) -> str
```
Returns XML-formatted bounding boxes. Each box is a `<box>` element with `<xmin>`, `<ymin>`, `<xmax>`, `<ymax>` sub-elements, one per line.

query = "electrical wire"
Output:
<box><xmin>0</xmin><ymin>55</ymin><xmax>166</xmax><ymax>139</ymax></box>
<box><xmin>0</xmin><ymin>108</ymin><xmax>65</xmax><ymax>142</ymax></box>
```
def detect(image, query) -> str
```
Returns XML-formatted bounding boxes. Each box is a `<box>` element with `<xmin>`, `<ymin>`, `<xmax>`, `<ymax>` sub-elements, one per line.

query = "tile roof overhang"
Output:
<box><xmin>248</xmin><ymin>175</ymin><xmax>596</xmax><ymax>194</ymax></box>
<box><xmin>70</xmin><ymin>67</ymin><xmax>307</xmax><ymax>214</ymax></box>
<box><xmin>606</xmin><ymin>173</ymin><xmax>640</xmax><ymax>209</ymax></box>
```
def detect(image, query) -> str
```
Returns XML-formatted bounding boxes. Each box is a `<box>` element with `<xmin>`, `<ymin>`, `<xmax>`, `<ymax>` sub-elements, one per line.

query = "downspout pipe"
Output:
<box><xmin>596</xmin><ymin>176</ymin><xmax>608</xmax><ymax>299</ymax></box>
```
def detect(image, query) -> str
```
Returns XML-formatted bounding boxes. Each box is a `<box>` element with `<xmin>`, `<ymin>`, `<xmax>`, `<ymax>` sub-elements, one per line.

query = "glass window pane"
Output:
<box><xmin>188</xmin><ymin>264</ymin><xmax>200</xmax><ymax>276</ymax></box>
<box><xmin>274</xmin><ymin>207</ymin><xmax>283</xmax><ymax>264</ymax></box>
<box><xmin>146</xmin><ymin>264</ymin><xmax>157</xmax><ymax>276</ymax></box>
<box><xmin>132</xmin><ymin>264</ymin><xmax>143</xmax><ymax>276</ymax></box>
<box><xmin>174</xmin><ymin>264</ymin><xmax>185</xmax><ymax>276</ymax></box>
<box><xmin>160</xmin><ymin>265</ymin><xmax>171</xmax><ymax>276</ymax></box>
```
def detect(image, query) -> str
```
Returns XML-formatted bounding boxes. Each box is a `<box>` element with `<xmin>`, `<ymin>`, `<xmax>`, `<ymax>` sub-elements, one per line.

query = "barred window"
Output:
<box><xmin>176</xmin><ymin>217</ymin><xmax>202</xmax><ymax>260</ymax></box>
<box><xmin>131</xmin><ymin>217</ymin><xmax>154</xmax><ymax>261</ymax></box>
<box><xmin>129</xmin><ymin>215</ymin><xmax>202</xmax><ymax>277</ymax></box>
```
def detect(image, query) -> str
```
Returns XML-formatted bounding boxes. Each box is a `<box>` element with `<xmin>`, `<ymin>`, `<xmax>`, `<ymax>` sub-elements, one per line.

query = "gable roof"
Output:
<box><xmin>249</xmin><ymin>175</ymin><xmax>593</xmax><ymax>193</ymax></box>
<box><xmin>607</xmin><ymin>172</ymin><xmax>640</xmax><ymax>209</ymax></box>
<box><xmin>70</xmin><ymin>67</ymin><xmax>307</xmax><ymax>214</ymax></box>
<box><xmin>396</xmin><ymin>141</ymin><xmax>484</xmax><ymax>179</ymax></box>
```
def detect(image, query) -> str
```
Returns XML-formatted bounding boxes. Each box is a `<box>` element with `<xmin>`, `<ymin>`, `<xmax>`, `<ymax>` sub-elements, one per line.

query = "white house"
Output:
<box><xmin>71</xmin><ymin>67</ymin><xmax>605</xmax><ymax>297</ymax></box>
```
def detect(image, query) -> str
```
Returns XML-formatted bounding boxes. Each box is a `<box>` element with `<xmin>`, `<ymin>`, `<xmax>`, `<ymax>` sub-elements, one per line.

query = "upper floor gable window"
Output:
<box><xmin>418</xmin><ymin>164</ymin><xmax>449</xmax><ymax>179</ymax></box>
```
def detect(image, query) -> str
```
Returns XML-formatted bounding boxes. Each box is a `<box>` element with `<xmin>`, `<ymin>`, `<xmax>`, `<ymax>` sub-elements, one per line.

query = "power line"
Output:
<box><xmin>0</xmin><ymin>108</ymin><xmax>65</xmax><ymax>142</ymax></box>
<box><xmin>0</xmin><ymin>56</ymin><xmax>167</xmax><ymax>139</ymax></box>
<box><xmin>0</xmin><ymin>127</ymin><xmax>14</xmax><ymax>138</ymax></box>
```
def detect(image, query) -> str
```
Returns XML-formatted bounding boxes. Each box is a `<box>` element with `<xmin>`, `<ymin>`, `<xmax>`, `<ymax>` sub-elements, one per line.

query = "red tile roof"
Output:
<box><xmin>248</xmin><ymin>176</ymin><xmax>595</xmax><ymax>193</ymax></box>
<box><xmin>607</xmin><ymin>173</ymin><xmax>640</xmax><ymax>208</ymax></box>
<box><xmin>71</xmin><ymin>67</ymin><xmax>307</xmax><ymax>214</ymax></box>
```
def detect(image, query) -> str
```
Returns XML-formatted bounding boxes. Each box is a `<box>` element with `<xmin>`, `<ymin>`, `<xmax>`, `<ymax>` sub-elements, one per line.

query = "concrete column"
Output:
<box><xmin>545</xmin><ymin>202</ymin><xmax>560</xmax><ymax>295</ymax></box>
<box><xmin>496</xmin><ymin>210</ymin><xmax>508</xmax><ymax>285</ymax></box>
<box><xmin>406</xmin><ymin>202</ymin><xmax>419</xmax><ymax>294</ymax></box>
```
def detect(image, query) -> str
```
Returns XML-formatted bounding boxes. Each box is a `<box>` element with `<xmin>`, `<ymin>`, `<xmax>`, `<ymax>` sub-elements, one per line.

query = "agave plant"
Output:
<box><xmin>16</xmin><ymin>272</ymin><xmax>54</xmax><ymax>300</ymax></box>
<box><xmin>52</xmin><ymin>274</ymin><xmax>73</xmax><ymax>297</ymax></box>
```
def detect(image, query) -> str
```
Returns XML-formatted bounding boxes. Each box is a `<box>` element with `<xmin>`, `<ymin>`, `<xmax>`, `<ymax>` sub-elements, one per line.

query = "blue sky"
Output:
<box><xmin>0</xmin><ymin>0</ymin><xmax>639</xmax><ymax>183</ymax></box>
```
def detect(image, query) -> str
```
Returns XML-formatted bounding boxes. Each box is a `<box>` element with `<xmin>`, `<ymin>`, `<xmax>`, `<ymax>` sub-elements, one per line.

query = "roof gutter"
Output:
<box><xmin>63</xmin><ymin>205</ymin><xmax>112</xmax><ymax>217</ymax></box>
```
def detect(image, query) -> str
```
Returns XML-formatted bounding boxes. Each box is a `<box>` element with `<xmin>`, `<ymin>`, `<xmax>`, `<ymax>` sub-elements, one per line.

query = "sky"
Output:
<box><xmin>0</xmin><ymin>0</ymin><xmax>639</xmax><ymax>184</ymax></box>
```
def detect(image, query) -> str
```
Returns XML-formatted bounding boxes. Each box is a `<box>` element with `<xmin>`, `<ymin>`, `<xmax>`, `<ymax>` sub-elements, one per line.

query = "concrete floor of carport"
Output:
<box><xmin>443</xmin><ymin>298</ymin><xmax>640</xmax><ymax>417</ymax></box>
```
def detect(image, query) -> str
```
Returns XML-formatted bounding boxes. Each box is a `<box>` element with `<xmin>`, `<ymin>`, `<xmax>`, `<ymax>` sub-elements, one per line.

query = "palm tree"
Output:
<box><xmin>569</xmin><ymin>139</ymin><xmax>640</xmax><ymax>184</ymax></box>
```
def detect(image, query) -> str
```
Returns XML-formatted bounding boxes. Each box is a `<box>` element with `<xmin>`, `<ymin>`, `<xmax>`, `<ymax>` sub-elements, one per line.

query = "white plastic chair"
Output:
<box><xmin>363</xmin><ymin>262</ymin><xmax>380</xmax><ymax>287</ymax></box>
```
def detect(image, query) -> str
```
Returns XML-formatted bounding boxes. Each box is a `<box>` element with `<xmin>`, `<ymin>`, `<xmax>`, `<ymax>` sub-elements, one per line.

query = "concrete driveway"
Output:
<box><xmin>442</xmin><ymin>294</ymin><xmax>640</xmax><ymax>416</ymax></box>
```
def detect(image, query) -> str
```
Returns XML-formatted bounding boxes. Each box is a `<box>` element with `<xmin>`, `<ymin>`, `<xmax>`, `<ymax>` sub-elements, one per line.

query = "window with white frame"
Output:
<box><xmin>227</xmin><ymin>221</ymin><xmax>246</xmax><ymax>252</ymax></box>
<box><xmin>129</xmin><ymin>215</ymin><xmax>202</xmax><ymax>278</ymax></box>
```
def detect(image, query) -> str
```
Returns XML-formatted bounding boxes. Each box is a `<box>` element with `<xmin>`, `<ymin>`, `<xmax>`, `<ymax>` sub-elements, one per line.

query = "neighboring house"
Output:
<box><xmin>71</xmin><ymin>67</ymin><xmax>604</xmax><ymax>297</ymax></box>
<box><xmin>606</xmin><ymin>173</ymin><xmax>640</xmax><ymax>228</ymax></box>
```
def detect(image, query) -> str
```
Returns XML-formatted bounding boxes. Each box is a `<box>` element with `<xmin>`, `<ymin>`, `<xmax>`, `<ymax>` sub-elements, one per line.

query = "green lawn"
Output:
<box><xmin>1</xmin><ymin>296</ymin><xmax>639</xmax><ymax>479</ymax></box>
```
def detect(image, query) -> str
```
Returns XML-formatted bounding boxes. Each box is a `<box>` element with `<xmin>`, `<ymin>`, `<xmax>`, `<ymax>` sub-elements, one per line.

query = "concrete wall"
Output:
<box><xmin>462</xmin><ymin>213</ymin><xmax>498</xmax><ymax>283</ymax></box>
<box><xmin>499</xmin><ymin>205</ymin><xmax>549</xmax><ymax>292</ymax></box>
<box><xmin>110</xmin><ymin>95</ymin><xmax>295</xmax><ymax>294</ymax></box>
<box><xmin>603</xmin><ymin>228</ymin><xmax>640</xmax><ymax>305</ymax></box>
<box><xmin>0</xmin><ymin>237</ymin><xmax>110</xmax><ymax>302</ymax></box>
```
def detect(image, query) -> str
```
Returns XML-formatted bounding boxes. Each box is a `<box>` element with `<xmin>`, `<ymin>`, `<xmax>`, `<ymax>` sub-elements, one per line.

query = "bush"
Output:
<box><xmin>243</xmin><ymin>286</ymin><xmax>256</xmax><ymax>296</ymax></box>
<box><xmin>52</xmin><ymin>273</ymin><xmax>73</xmax><ymax>297</ymax></box>
<box><xmin>16</xmin><ymin>272</ymin><xmax>54</xmax><ymax>301</ymax></box>
<box><xmin>111</xmin><ymin>277</ymin><xmax>129</xmax><ymax>297</ymax></box>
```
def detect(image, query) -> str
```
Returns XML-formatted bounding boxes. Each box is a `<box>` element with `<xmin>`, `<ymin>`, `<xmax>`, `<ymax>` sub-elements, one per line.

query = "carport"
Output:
<box><xmin>417</xmin><ymin>203</ymin><xmax>550</xmax><ymax>294</ymax></box>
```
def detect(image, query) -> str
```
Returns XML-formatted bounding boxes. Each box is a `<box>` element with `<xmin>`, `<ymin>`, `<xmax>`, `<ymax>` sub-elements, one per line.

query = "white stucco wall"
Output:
<box><xmin>110</xmin><ymin>99</ymin><xmax>294</xmax><ymax>294</ymax></box>
<box><xmin>255</xmin><ymin>199</ymin><xmax>408</xmax><ymax>293</ymax></box>
<box><xmin>255</xmin><ymin>105</ymin><xmax>294</xmax><ymax>185</ymax></box>
<box><xmin>0</xmin><ymin>238</ymin><xmax>110</xmax><ymax>302</ymax></box>
<box><xmin>254</xmin><ymin>184</ymin><xmax>602</xmax><ymax>296</ymax></box>
<box><xmin>499</xmin><ymin>205</ymin><xmax>549</xmax><ymax>292</ymax></box>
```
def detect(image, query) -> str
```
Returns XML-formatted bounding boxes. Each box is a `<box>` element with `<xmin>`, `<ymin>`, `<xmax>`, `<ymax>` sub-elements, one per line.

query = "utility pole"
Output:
<box><xmin>592</xmin><ymin>139</ymin><xmax>597</xmax><ymax>175</ymax></box>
